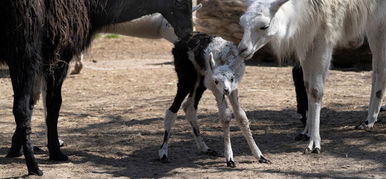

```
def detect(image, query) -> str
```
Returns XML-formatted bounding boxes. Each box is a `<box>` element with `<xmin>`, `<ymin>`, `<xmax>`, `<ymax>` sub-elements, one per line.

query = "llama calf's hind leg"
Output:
<box><xmin>159</xmin><ymin>110</ymin><xmax>177</xmax><ymax>162</ymax></box>
<box><xmin>183</xmin><ymin>84</ymin><xmax>217</xmax><ymax>155</ymax></box>
<box><xmin>228</xmin><ymin>89</ymin><xmax>270</xmax><ymax>164</ymax></box>
<box><xmin>159</xmin><ymin>82</ymin><xmax>191</xmax><ymax>162</ymax></box>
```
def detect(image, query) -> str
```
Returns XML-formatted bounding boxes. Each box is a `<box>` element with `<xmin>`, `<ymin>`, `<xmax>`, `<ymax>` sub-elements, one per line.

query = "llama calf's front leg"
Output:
<box><xmin>228</xmin><ymin>89</ymin><xmax>270</xmax><ymax>164</ymax></box>
<box><xmin>213</xmin><ymin>92</ymin><xmax>235</xmax><ymax>167</ymax></box>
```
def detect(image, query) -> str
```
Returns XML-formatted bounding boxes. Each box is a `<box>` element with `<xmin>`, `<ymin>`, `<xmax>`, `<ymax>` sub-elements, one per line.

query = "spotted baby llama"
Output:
<box><xmin>158</xmin><ymin>32</ymin><xmax>270</xmax><ymax>167</ymax></box>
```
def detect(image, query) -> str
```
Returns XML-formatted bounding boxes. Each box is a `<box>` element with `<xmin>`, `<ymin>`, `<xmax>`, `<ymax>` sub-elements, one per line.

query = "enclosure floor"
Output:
<box><xmin>1</xmin><ymin>36</ymin><xmax>385</xmax><ymax>178</ymax></box>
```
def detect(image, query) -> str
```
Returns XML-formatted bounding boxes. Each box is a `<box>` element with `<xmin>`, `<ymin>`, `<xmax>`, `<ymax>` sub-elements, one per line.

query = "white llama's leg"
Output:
<box><xmin>358</xmin><ymin>24</ymin><xmax>386</xmax><ymax>128</ymax></box>
<box><xmin>227</xmin><ymin>89</ymin><xmax>270</xmax><ymax>163</ymax></box>
<box><xmin>300</xmin><ymin>39</ymin><xmax>333</xmax><ymax>153</ymax></box>
<box><xmin>211</xmin><ymin>90</ymin><xmax>235</xmax><ymax>167</ymax></box>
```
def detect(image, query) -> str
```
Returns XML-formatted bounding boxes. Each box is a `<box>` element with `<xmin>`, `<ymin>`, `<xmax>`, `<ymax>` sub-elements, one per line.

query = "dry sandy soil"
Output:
<box><xmin>1</xmin><ymin>36</ymin><xmax>386</xmax><ymax>178</ymax></box>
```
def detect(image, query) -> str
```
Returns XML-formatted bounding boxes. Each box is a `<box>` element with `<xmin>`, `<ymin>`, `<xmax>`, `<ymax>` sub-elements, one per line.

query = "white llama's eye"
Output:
<box><xmin>214</xmin><ymin>80</ymin><xmax>219</xmax><ymax>84</ymax></box>
<box><xmin>230</xmin><ymin>77</ymin><xmax>234</xmax><ymax>82</ymax></box>
<box><xmin>260</xmin><ymin>25</ymin><xmax>269</xmax><ymax>30</ymax></box>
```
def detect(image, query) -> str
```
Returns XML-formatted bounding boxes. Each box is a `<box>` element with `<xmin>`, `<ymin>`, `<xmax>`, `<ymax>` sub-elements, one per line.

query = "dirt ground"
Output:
<box><xmin>1</xmin><ymin>36</ymin><xmax>386</xmax><ymax>178</ymax></box>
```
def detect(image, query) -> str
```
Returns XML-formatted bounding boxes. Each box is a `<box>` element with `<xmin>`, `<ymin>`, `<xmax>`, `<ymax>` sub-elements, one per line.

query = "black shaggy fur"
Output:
<box><xmin>292</xmin><ymin>65</ymin><xmax>308</xmax><ymax>126</ymax></box>
<box><xmin>159</xmin><ymin>32</ymin><xmax>213</xmax><ymax>162</ymax></box>
<box><xmin>0</xmin><ymin>0</ymin><xmax>192</xmax><ymax>176</ymax></box>
<box><xmin>169</xmin><ymin>32</ymin><xmax>214</xmax><ymax>113</ymax></box>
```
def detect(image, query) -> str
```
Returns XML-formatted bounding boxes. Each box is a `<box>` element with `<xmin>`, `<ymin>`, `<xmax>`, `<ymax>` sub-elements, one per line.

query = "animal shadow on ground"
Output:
<box><xmin>1</xmin><ymin>107</ymin><xmax>385</xmax><ymax>178</ymax></box>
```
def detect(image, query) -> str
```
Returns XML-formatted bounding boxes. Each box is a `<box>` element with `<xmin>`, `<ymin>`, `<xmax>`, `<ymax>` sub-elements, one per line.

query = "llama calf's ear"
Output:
<box><xmin>209</xmin><ymin>52</ymin><xmax>216</xmax><ymax>71</ymax></box>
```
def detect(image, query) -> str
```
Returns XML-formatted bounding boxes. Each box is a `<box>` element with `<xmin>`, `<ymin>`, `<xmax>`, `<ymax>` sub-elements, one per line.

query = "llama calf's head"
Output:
<box><xmin>238</xmin><ymin>0</ymin><xmax>289</xmax><ymax>59</ymax></box>
<box><xmin>206</xmin><ymin>53</ymin><xmax>237</xmax><ymax>95</ymax></box>
<box><xmin>203</xmin><ymin>38</ymin><xmax>244</xmax><ymax>96</ymax></box>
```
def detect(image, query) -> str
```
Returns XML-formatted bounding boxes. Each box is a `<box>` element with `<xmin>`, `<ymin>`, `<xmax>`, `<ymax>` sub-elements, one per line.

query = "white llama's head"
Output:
<box><xmin>238</xmin><ymin>0</ymin><xmax>288</xmax><ymax>59</ymax></box>
<box><xmin>205</xmin><ymin>53</ymin><xmax>243</xmax><ymax>96</ymax></box>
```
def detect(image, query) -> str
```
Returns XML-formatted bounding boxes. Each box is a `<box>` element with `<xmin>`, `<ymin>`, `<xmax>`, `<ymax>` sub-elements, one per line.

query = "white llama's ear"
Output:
<box><xmin>192</xmin><ymin>3</ymin><xmax>203</xmax><ymax>12</ymax></box>
<box><xmin>271</xmin><ymin>0</ymin><xmax>289</xmax><ymax>13</ymax></box>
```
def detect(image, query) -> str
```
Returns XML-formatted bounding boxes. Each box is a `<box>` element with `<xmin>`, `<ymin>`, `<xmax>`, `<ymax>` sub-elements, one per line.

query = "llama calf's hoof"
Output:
<box><xmin>312</xmin><ymin>148</ymin><xmax>321</xmax><ymax>154</ymax></box>
<box><xmin>303</xmin><ymin>148</ymin><xmax>312</xmax><ymax>154</ymax></box>
<box><xmin>226</xmin><ymin>160</ymin><xmax>236</xmax><ymax>168</ymax></box>
<box><xmin>303</xmin><ymin>147</ymin><xmax>321</xmax><ymax>154</ymax></box>
<box><xmin>160</xmin><ymin>155</ymin><xmax>169</xmax><ymax>163</ymax></box>
<box><xmin>49</xmin><ymin>152</ymin><xmax>69</xmax><ymax>161</ymax></box>
<box><xmin>295</xmin><ymin>133</ymin><xmax>309</xmax><ymax>141</ymax></box>
<box><xmin>6</xmin><ymin>148</ymin><xmax>22</xmax><ymax>158</ymax></box>
<box><xmin>259</xmin><ymin>156</ymin><xmax>271</xmax><ymax>164</ymax></box>
<box><xmin>28</xmin><ymin>168</ymin><xmax>43</xmax><ymax>176</ymax></box>
<box><xmin>204</xmin><ymin>149</ymin><xmax>219</xmax><ymax>156</ymax></box>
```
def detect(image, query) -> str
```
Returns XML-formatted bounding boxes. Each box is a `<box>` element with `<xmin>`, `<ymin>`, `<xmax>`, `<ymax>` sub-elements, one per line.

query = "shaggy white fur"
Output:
<box><xmin>239</xmin><ymin>0</ymin><xmax>386</xmax><ymax>153</ymax></box>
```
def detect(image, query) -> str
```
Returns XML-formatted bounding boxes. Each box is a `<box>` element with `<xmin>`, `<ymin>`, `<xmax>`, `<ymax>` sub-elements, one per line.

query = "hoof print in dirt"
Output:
<box><xmin>226</xmin><ymin>160</ymin><xmax>236</xmax><ymax>168</ymax></box>
<box><xmin>204</xmin><ymin>149</ymin><xmax>219</xmax><ymax>156</ymax></box>
<box><xmin>28</xmin><ymin>169</ymin><xmax>43</xmax><ymax>176</ymax></box>
<box><xmin>312</xmin><ymin>148</ymin><xmax>321</xmax><ymax>154</ymax></box>
<box><xmin>160</xmin><ymin>155</ymin><xmax>169</xmax><ymax>163</ymax></box>
<box><xmin>49</xmin><ymin>153</ymin><xmax>69</xmax><ymax>161</ymax></box>
<box><xmin>295</xmin><ymin>133</ymin><xmax>309</xmax><ymax>141</ymax></box>
<box><xmin>259</xmin><ymin>156</ymin><xmax>271</xmax><ymax>164</ymax></box>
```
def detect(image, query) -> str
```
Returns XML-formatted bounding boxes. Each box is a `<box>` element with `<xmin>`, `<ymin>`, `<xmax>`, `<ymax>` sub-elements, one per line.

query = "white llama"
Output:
<box><xmin>238</xmin><ymin>0</ymin><xmax>386</xmax><ymax>153</ymax></box>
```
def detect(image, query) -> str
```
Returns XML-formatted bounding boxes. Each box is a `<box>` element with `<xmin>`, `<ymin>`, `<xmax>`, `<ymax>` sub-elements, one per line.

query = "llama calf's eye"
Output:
<box><xmin>230</xmin><ymin>77</ymin><xmax>234</xmax><ymax>82</ymax></box>
<box><xmin>260</xmin><ymin>25</ymin><xmax>269</xmax><ymax>30</ymax></box>
<box><xmin>215</xmin><ymin>80</ymin><xmax>219</xmax><ymax>84</ymax></box>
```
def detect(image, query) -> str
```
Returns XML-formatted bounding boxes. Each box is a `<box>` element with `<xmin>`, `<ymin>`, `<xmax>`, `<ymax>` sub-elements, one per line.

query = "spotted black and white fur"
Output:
<box><xmin>158</xmin><ymin>32</ymin><xmax>270</xmax><ymax>167</ymax></box>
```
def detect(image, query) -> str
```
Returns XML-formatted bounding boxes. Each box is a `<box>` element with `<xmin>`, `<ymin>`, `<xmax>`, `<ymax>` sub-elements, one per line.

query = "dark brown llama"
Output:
<box><xmin>0</xmin><ymin>0</ymin><xmax>193</xmax><ymax>176</ymax></box>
